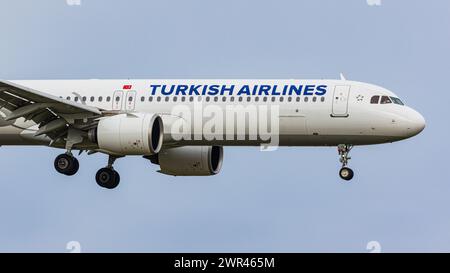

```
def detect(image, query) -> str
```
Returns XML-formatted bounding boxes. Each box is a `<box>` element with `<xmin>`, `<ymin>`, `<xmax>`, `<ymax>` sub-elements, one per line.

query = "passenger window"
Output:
<box><xmin>157</xmin><ymin>96</ymin><xmax>162</xmax><ymax>102</ymax></box>
<box><xmin>238</xmin><ymin>97</ymin><xmax>243</xmax><ymax>102</ymax></box>
<box><xmin>129</xmin><ymin>96</ymin><xmax>134</xmax><ymax>102</ymax></box>
<box><xmin>247</xmin><ymin>97</ymin><xmax>251</xmax><ymax>102</ymax></box>
<box><xmin>181</xmin><ymin>97</ymin><xmax>185</xmax><ymax>102</ymax></box>
<box><xmin>74</xmin><ymin>97</ymin><xmax>78</xmax><ymax>102</ymax></box>
<box><xmin>296</xmin><ymin>97</ymin><xmax>300</xmax><ymax>102</ymax></box>
<box><xmin>370</xmin><ymin>95</ymin><xmax>380</xmax><ymax>104</ymax></box>
<box><xmin>312</xmin><ymin>97</ymin><xmax>317</xmax><ymax>102</ymax></box>
<box><xmin>66</xmin><ymin>96</ymin><xmax>71</xmax><ymax>100</ymax></box>
<box><xmin>115</xmin><ymin>96</ymin><xmax>120</xmax><ymax>102</ymax></box>
<box><xmin>206</xmin><ymin>97</ymin><xmax>210</xmax><ymax>102</ymax></box>
<box><xmin>82</xmin><ymin>96</ymin><xmax>87</xmax><ymax>102</ymax></box>
<box><xmin>99</xmin><ymin>97</ymin><xmax>103</xmax><ymax>102</ymax></box>
<box><xmin>321</xmin><ymin>97</ymin><xmax>325</xmax><ymax>102</ymax></box>
<box><xmin>141</xmin><ymin>96</ymin><xmax>145</xmax><ymax>102</ymax></box>
<box><xmin>165</xmin><ymin>97</ymin><xmax>170</xmax><ymax>102</ymax></box>
<box><xmin>263</xmin><ymin>97</ymin><xmax>267</xmax><ymax>102</ymax></box>
<box><xmin>288</xmin><ymin>97</ymin><xmax>292</xmax><ymax>102</ymax></box>
<box><xmin>380</xmin><ymin>96</ymin><xmax>392</xmax><ymax>104</ymax></box>
<box><xmin>149</xmin><ymin>97</ymin><xmax>153</xmax><ymax>102</ymax></box>
<box><xmin>90</xmin><ymin>96</ymin><xmax>95</xmax><ymax>102</ymax></box>
<box><xmin>189</xmin><ymin>97</ymin><xmax>194</xmax><ymax>102</ymax></box>
<box><xmin>304</xmin><ymin>97</ymin><xmax>308</xmax><ymax>102</ymax></box>
<box><xmin>173</xmin><ymin>97</ymin><xmax>178</xmax><ymax>102</ymax></box>
<box><xmin>230</xmin><ymin>97</ymin><xmax>235</xmax><ymax>102</ymax></box>
<box><xmin>255</xmin><ymin>97</ymin><xmax>259</xmax><ymax>102</ymax></box>
<box><xmin>214</xmin><ymin>97</ymin><xmax>218</xmax><ymax>102</ymax></box>
<box><xmin>222</xmin><ymin>97</ymin><xmax>226</xmax><ymax>102</ymax></box>
<box><xmin>271</xmin><ymin>97</ymin><xmax>276</xmax><ymax>102</ymax></box>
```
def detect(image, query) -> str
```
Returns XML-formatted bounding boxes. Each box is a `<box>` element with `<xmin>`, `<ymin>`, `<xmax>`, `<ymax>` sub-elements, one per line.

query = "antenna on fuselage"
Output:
<box><xmin>340</xmin><ymin>73</ymin><xmax>346</xmax><ymax>81</ymax></box>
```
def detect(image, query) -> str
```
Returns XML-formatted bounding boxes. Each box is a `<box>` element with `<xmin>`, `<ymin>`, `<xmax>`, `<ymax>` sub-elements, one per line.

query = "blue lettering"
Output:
<box><xmin>188</xmin><ymin>85</ymin><xmax>201</xmax><ymax>95</ymax></box>
<box><xmin>272</xmin><ymin>85</ymin><xmax>281</xmax><ymax>96</ymax></box>
<box><xmin>161</xmin><ymin>85</ymin><xmax>173</xmax><ymax>95</ymax></box>
<box><xmin>251</xmin><ymin>85</ymin><xmax>259</xmax><ymax>96</ymax></box>
<box><xmin>259</xmin><ymin>85</ymin><xmax>271</xmax><ymax>96</ymax></box>
<box><xmin>237</xmin><ymin>85</ymin><xmax>251</xmax><ymax>96</ymax></box>
<box><xmin>208</xmin><ymin>85</ymin><xmax>220</xmax><ymax>95</ymax></box>
<box><xmin>220</xmin><ymin>85</ymin><xmax>235</xmax><ymax>95</ymax></box>
<box><xmin>150</xmin><ymin>85</ymin><xmax>160</xmax><ymax>96</ymax></box>
<box><xmin>315</xmin><ymin>85</ymin><xmax>327</xmax><ymax>96</ymax></box>
<box><xmin>303</xmin><ymin>85</ymin><xmax>315</xmax><ymax>96</ymax></box>
<box><xmin>288</xmin><ymin>85</ymin><xmax>303</xmax><ymax>96</ymax></box>
<box><xmin>176</xmin><ymin>85</ymin><xmax>189</xmax><ymax>95</ymax></box>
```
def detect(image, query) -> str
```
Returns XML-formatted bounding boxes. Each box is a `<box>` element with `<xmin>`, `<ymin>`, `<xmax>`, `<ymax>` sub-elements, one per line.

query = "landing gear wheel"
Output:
<box><xmin>96</xmin><ymin>168</ymin><xmax>120</xmax><ymax>189</ymax></box>
<box><xmin>339</xmin><ymin>167</ymin><xmax>354</xmax><ymax>181</ymax></box>
<box><xmin>54</xmin><ymin>154</ymin><xmax>79</xmax><ymax>176</ymax></box>
<box><xmin>337</xmin><ymin>144</ymin><xmax>354</xmax><ymax>181</ymax></box>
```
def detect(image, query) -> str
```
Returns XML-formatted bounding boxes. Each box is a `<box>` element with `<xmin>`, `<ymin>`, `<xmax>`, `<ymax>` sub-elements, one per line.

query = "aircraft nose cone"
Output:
<box><xmin>406</xmin><ymin>110</ymin><xmax>426</xmax><ymax>137</ymax></box>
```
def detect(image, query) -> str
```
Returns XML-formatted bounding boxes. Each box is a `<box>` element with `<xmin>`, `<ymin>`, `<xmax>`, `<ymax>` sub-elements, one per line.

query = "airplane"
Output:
<box><xmin>0</xmin><ymin>78</ymin><xmax>425</xmax><ymax>189</ymax></box>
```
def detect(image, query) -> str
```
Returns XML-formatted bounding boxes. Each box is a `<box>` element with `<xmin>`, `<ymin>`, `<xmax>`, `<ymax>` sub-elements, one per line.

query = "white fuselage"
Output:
<box><xmin>0</xmin><ymin>79</ymin><xmax>425</xmax><ymax>148</ymax></box>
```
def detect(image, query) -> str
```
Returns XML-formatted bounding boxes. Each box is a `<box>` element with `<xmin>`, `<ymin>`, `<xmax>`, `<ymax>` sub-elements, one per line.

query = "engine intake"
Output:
<box><xmin>89</xmin><ymin>113</ymin><xmax>163</xmax><ymax>155</ymax></box>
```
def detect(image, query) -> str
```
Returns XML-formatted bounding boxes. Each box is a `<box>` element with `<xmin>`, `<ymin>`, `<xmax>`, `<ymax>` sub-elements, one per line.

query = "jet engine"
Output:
<box><xmin>88</xmin><ymin>113</ymin><xmax>163</xmax><ymax>155</ymax></box>
<box><xmin>147</xmin><ymin>146</ymin><xmax>223</xmax><ymax>176</ymax></box>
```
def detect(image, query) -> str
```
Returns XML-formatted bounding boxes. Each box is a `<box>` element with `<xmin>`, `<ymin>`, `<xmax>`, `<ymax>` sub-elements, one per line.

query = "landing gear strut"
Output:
<box><xmin>338</xmin><ymin>144</ymin><xmax>354</xmax><ymax>181</ymax></box>
<box><xmin>54</xmin><ymin>128</ymin><xmax>82</xmax><ymax>176</ymax></box>
<box><xmin>54</xmin><ymin>153</ymin><xmax>79</xmax><ymax>176</ymax></box>
<box><xmin>95</xmin><ymin>155</ymin><xmax>120</xmax><ymax>189</ymax></box>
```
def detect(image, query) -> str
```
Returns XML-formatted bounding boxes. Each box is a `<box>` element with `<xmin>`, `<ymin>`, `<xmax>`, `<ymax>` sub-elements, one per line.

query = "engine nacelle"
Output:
<box><xmin>148</xmin><ymin>146</ymin><xmax>224</xmax><ymax>176</ymax></box>
<box><xmin>89</xmin><ymin>113</ymin><xmax>163</xmax><ymax>155</ymax></box>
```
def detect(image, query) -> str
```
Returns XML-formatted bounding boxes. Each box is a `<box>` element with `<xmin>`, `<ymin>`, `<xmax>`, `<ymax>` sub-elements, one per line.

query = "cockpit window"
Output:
<box><xmin>390</xmin><ymin>97</ymin><xmax>404</xmax><ymax>105</ymax></box>
<box><xmin>371</xmin><ymin>95</ymin><xmax>404</xmax><ymax>105</ymax></box>
<box><xmin>380</xmin><ymin>96</ymin><xmax>392</xmax><ymax>104</ymax></box>
<box><xmin>370</xmin><ymin>95</ymin><xmax>380</xmax><ymax>104</ymax></box>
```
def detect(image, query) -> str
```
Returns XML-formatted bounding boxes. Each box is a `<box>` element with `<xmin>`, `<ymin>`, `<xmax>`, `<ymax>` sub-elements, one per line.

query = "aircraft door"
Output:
<box><xmin>331</xmin><ymin>85</ymin><xmax>350</xmax><ymax>117</ymax></box>
<box><xmin>112</xmin><ymin>91</ymin><xmax>124</xmax><ymax>111</ymax></box>
<box><xmin>125</xmin><ymin>91</ymin><xmax>137</xmax><ymax>111</ymax></box>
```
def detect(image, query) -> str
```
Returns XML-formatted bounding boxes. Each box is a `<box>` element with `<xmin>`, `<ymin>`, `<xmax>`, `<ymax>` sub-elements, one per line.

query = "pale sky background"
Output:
<box><xmin>0</xmin><ymin>0</ymin><xmax>448</xmax><ymax>252</ymax></box>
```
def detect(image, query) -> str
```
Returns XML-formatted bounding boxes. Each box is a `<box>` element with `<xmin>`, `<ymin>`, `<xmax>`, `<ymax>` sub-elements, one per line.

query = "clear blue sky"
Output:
<box><xmin>0</xmin><ymin>0</ymin><xmax>448</xmax><ymax>252</ymax></box>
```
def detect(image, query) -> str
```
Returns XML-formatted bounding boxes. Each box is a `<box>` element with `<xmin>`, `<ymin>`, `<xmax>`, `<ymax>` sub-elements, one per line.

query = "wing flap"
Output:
<box><xmin>0</xmin><ymin>80</ymin><xmax>104</xmax><ymax>140</ymax></box>
<box><xmin>0</xmin><ymin>80</ymin><xmax>102</xmax><ymax>115</ymax></box>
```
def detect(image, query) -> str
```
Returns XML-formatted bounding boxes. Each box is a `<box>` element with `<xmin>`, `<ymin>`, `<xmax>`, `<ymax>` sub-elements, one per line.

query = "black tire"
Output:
<box><xmin>54</xmin><ymin>154</ymin><xmax>79</xmax><ymax>176</ymax></box>
<box><xmin>339</xmin><ymin>167</ymin><xmax>354</xmax><ymax>181</ymax></box>
<box><xmin>65</xmin><ymin>157</ymin><xmax>79</xmax><ymax>176</ymax></box>
<box><xmin>96</xmin><ymin>168</ymin><xmax>120</xmax><ymax>189</ymax></box>
<box><xmin>113</xmin><ymin>170</ymin><xmax>120</xmax><ymax>187</ymax></box>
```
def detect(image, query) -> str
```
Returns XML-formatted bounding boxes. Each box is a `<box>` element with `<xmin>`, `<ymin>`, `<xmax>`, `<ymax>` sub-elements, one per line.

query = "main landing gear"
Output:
<box><xmin>338</xmin><ymin>144</ymin><xmax>354</xmax><ymax>181</ymax></box>
<box><xmin>54</xmin><ymin>153</ymin><xmax>79</xmax><ymax>176</ymax></box>
<box><xmin>52</xmin><ymin>129</ymin><xmax>121</xmax><ymax>189</ymax></box>
<box><xmin>54</xmin><ymin>153</ymin><xmax>121</xmax><ymax>189</ymax></box>
<box><xmin>54</xmin><ymin>129</ymin><xmax>81</xmax><ymax>176</ymax></box>
<box><xmin>95</xmin><ymin>155</ymin><xmax>120</xmax><ymax>189</ymax></box>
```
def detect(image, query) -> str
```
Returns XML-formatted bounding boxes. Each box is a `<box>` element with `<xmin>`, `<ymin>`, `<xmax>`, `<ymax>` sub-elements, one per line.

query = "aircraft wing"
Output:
<box><xmin>0</xmin><ymin>80</ymin><xmax>103</xmax><ymax>139</ymax></box>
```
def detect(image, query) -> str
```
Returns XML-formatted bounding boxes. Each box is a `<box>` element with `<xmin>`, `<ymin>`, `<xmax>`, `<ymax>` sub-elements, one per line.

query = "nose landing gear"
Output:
<box><xmin>338</xmin><ymin>144</ymin><xmax>354</xmax><ymax>181</ymax></box>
